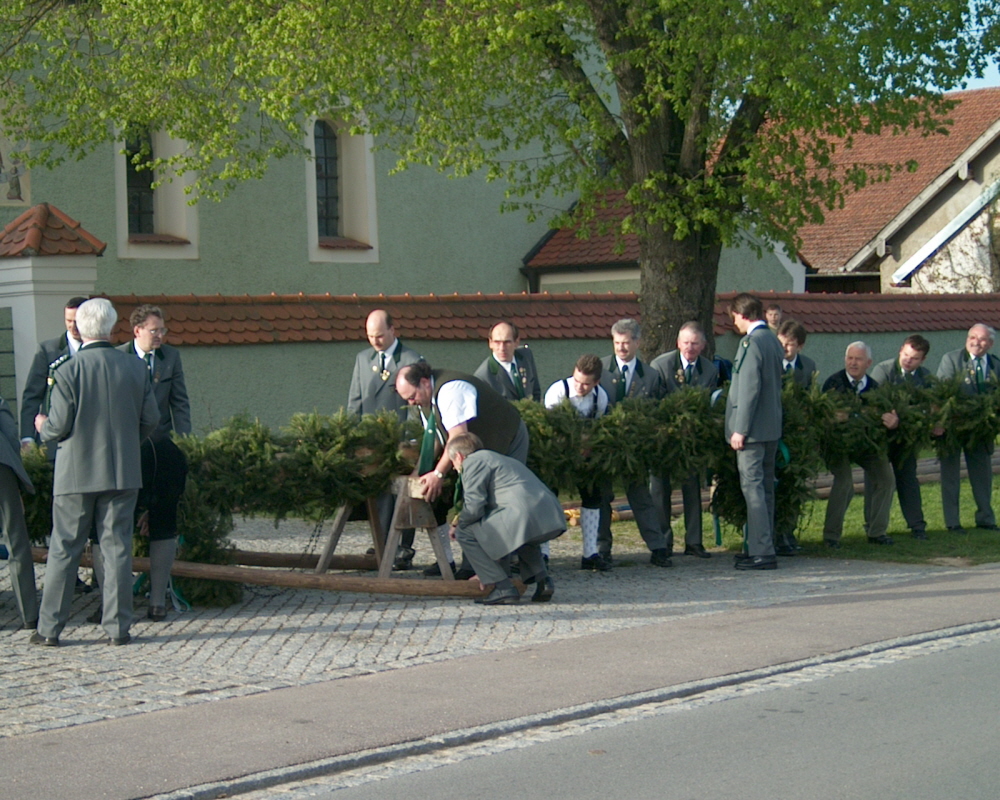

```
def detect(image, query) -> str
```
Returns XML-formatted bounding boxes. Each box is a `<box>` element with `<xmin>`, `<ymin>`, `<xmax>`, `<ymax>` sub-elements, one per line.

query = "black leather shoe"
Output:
<box><xmin>734</xmin><ymin>552</ymin><xmax>751</xmax><ymax>563</ymax></box>
<box><xmin>683</xmin><ymin>544</ymin><xmax>711</xmax><ymax>558</ymax></box>
<box><xmin>454</xmin><ymin>566</ymin><xmax>476</xmax><ymax>580</ymax></box>
<box><xmin>650</xmin><ymin>548</ymin><xmax>673</xmax><ymax>568</ymax></box>
<box><xmin>978</xmin><ymin>523</ymin><xmax>1000</xmax><ymax>531</ymax></box>
<box><xmin>29</xmin><ymin>632</ymin><xmax>59</xmax><ymax>646</ymax></box>
<box><xmin>105</xmin><ymin>634</ymin><xmax>132</xmax><ymax>646</ymax></box>
<box><xmin>824</xmin><ymin>540</ymin><xmax>841</xmax><ymax>549</ymax></box>
<box><xmin>147</xmin><ymin>606</ymin><xmax>167</xmax><ymax>622</ymax></box>
<box><xmin>423</xmin><ymin>561</ymin><xmax>456</xmax><ymax>577</ymax></box>
<box><xmin>475</xmin><ymin>585</ymin><xmax>520</xmax><ymax>605</ymax></box>
<box><xmin>947</xmin><ymin>525</ymin><xmax>967</xmax><ymax>533</ymax></box>
<box><xmin>531</xmin><ymin>577</ymin><xmax>555</xmax><ymax>602</ymax></box>
<box><xmin>580</xmin><ymin>553</ymin><xmax>612</xmax><ymax>571</ymax></box>
<box><xmin>392</xmin><ymin>546</ymin><xmax>415</xmax><ymax>571</ymax></box>
<box><xmin>867</xmin><ymin>535</ymin><xmax>894</xmax><ymax>545</ymax></box>
<box><xmin>911</xmin><ymin>530</ymin><xmax>928</xmax><ymax>540</ymax></box>
<box><xmin>775</xmin><ymin>544</ymin><xmax>797</xmax><ymax>556</ymax></box>
<box><xmin>22</xmin><ymin>619</ymin><xmax>38</xmax><ymax>630</ymax></box>
<box><xmin>734</xmin><ymin>556</ymin><xmax>778</xmax><ymax>570</ymax></box>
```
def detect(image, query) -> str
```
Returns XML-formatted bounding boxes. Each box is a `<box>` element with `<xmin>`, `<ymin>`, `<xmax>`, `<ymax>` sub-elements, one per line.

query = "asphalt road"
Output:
<box><xmin>281</xmin><ymin>630</ymin><xmax>1000</xmax><ymax>800</ymax></box>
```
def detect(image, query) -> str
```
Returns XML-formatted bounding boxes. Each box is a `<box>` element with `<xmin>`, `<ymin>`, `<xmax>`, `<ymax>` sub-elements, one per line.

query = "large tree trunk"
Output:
<box><xmin>637</xmin><ymin>221</ymin><xmax>724</xmax><ymax>360</ymax></box>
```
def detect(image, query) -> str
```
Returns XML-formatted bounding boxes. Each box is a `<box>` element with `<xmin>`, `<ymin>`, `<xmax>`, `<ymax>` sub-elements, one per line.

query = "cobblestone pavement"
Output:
<box><xmin>0</xmin><ymin>518</ymin><xmax>972</xmax><ymax>741</ymax></box>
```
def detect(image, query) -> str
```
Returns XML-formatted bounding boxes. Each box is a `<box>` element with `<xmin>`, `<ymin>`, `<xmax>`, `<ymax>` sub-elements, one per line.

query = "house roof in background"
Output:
<box><xmin>798</xmin><ymin>87</ymin><xmax>1000</xmax><ymax>273</ymax></box>
<box><xmin>0</xmin><ymin>203</ymin><xmax>107</xmax><ymax>258</ymax></box>
<box><xmin>522</xmin><ymin>88</ymin><xmax>1000</xmax><ymax>275</ymax></box>
<box><xmin>104</xmin><ymin>291</ymin><xmax>1000</xmax><ymax>346</ymax></box>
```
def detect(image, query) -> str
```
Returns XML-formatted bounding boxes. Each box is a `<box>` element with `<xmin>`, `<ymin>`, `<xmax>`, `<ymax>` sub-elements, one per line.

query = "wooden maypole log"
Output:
<box><xmin>30</xmin><ymin>547</ymin><xmax>509</xmax><ymax>599</ymax></box>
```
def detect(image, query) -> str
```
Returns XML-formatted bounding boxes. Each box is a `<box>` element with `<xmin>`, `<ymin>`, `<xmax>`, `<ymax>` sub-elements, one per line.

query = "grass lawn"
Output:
<box><xmin>595</xmin><ymin>479</ymin><xmax>1000</xmax><ymax>566</ymax></box>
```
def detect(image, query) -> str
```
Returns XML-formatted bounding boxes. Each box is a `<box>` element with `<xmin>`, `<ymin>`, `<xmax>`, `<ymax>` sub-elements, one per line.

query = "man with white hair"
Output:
<box><xmin>30</xmin><ymin>298</ymin><xmax>159</xmax><ymax>647</ymax></box>
<box><xmin>937</xmin><ymin>324</ymin><xmax>1000</xmax><ymax>532</ymax></box>
<box><xmin>820</xmin><ymin>341</ymin><xmax>897</xmax><ymax>548</ymax></box>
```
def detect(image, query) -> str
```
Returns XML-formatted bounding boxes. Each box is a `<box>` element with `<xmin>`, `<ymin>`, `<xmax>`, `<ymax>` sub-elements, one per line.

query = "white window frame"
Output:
<box><xmin>305</xmin><ymin>118</ymin><xmax>379</xmax><ymax>264</ymax></box>
<box><xmin>115</xmin><ymin>131</ymin><xmax>199</xmax><ymax>260</ymax></box>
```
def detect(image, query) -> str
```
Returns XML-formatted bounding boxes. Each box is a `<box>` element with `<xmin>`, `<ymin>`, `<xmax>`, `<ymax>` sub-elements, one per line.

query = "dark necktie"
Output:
<box><xmin>684</xmin><ymin>363</ymin><xmax>694</xmax><ymax>384</ymax></box>
<box><xmin>976</xmin><ymin>358</ymin><xmax>986</xmax><ymax>391</ymax></box>
<box><xmin>510</xmin><ymin>364</ymin><xmax>524</xmax><ymax>399</ymax></box>
<box><xmin>617</xmin><ymin>364</ymin><xmax>629</xmax><ymax>401</ymax></box>
<box><xmin>144</xmin><ymin>352</ymin><xmax>153</xmax><ymax>378</ymax></box>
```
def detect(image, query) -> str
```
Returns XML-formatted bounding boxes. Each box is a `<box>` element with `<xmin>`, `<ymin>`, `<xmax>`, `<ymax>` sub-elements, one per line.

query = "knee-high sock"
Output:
<box><xmin>581</xmin><ymin>507</ymin><xmax>600</xmax><ymax>557</ymax></box>
<box><xmin>149</xmin><ymin>538</ymin><xmax>177</xmax><ymax>607</ymax></box>
<box><xmin>541</xmin><ymin>541</ymin><xmax>550</xmax><ymax>557</ymax></box>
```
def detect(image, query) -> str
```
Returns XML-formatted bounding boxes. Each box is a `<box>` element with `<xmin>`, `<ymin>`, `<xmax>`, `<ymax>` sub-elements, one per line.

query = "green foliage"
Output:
<box><xmin>21</xmin><ymin>445</ymin><xmax>52</xmax><ymax>545</ymax></box>
<box><xmin>21</xmin><ymin>377</ymin><xmax>1000</xmax><ymax>604</ymax></box>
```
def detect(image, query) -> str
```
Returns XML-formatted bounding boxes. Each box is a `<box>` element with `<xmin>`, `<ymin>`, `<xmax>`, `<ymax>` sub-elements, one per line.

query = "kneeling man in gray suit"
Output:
<box><xmin>449</xmin><ymin>433</ymin><xmax>565</xmax><ymax>605</ymax></box>
<box><xmin>31</xmin><ymin>298</ymin><xmax>159</xmax><ymax>647</ymax></box>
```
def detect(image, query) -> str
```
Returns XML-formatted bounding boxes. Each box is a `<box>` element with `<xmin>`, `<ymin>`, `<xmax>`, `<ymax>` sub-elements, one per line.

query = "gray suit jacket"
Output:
<box><xmin>650</xmin><ymin>351</ymin><xmax>718</xmax><ymax>393</ymax></box>
<box><xmin>347</xmin><ymin>340</ymin><xmax>423</xmax><ymax>417</ymax></box>
<box><xmin>473</xmin><ymin>346</ymin><xmax>541</xmax><ymax>402</ymax></box>
<box><xmin>600</xmin><ymin>356</ymin><xmax>663</xmax><ymax>406</ymax></box>
<box><xmin>40</xmin><ymin>342</ymin><xmax>160</xmax><ymax>495</ymax></box>
<box><xmin>871</xmin><ymin>357</ymin><xmax>932</xmax><ymax>388</ymax></box>
<box><xmin>20</xmin><ymin>333</ymin><xmax>73</xmax><ymax>442</ymax></box>
<box><xmin>456</xmin><ymin>449</ymin><xmax>566</xmax><ymax>560</ymax></box>
<box><xmin>0</xmin><ymin>397</ymin><xmax>33</xmax><ymax>492</ymax></box>
<box><xmin>118</xmin><ymin>341</ymin><xmax>191</xmax><ymax>437</ymax></box>
<box><xmin>937</xmin><ymin>348</ymin><xmax>1000</xmax><ymax>395</ymax></box>
<box><xmin>785</xmin><ymin>354</ymin><xmax>817</xmax><ymax>389</ymax></box>
<box><xmin>725</xmin><ymin>324</ymin><xmax>783</xmax><ymax>443</ymax></box>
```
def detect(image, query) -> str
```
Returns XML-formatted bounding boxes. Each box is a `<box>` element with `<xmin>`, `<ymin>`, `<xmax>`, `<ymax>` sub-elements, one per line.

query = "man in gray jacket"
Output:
<box><xmin>871</xmin><ymin>335</ymin><xmax>932</xmax><ymax>539</ymax></box>
<box><xmin>31</xmin><ymin>298</ymin><xmax>159</xmax><ymax>646</ymax></box>
<box><xmin>448</xmin><ymin>433</ymin><xmax>564</xmax><ymax>605</ymax></box>
<box><xmin>937</xmin><ymin>324</ymin><xmax>1000</xmax><ymax>532</ymax></box>
<box><xmin>472</xmin><ymin>321</ymin><xmax>541</xmax><ymax>402</ymax></box>
<box><xmin>0</xmin><ymin>395</ymin><xmax>37</xmax><ymax>629</ymax></box>
<box><xmin>649</xmin><ymin>322</ymin><xmax>718</xmax><ymax>558</ymax></box>
<box><xmin>597</xmin><ymin>318</ymin><xmax>670</xmax><ymax>569</ymax></box>
<box><xmin>725</xmin><ymin>294</ymin><xmax>784</xmax><ymax>570</ymax></box>
<box><xmin>115</xmin><ymin>304</ymin><xmax>190</xmax><ymax>621</ymax></box>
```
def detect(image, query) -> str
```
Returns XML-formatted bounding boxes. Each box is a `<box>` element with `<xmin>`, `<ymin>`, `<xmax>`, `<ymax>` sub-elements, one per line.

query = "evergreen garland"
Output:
<box><xmin>17</xmin><ymin>378</ymin><xmax>999</xmax><ymax>606</ymax></box>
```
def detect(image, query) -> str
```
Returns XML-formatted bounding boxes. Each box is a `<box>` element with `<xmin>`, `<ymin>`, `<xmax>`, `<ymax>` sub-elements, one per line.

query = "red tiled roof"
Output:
<box><xmin>524</xmin><ymin>191</ymin><xmax>639</xmax><ymax>268</ymax></box>
<box><xmin>105</xmin><ymin>292</ymin><xmax>640</xmax><ymax>346</ymax></box>
<box><xmin>103</xmin><ymin>291</ymin><xmax>1000</xmax><ymax>346</ymax></box>
<box><xmin>523</xmin><ymin>88</ymin><xmax>1000</xmax><ymax>275</ymax></box>
<box><xmin>798</xmin><ymin>87</ymin><xmax>1000</xmax><ymax>273</ymax></box>
<box><xmin>0</xmin><ymin>203</ymin><xmax>107</xmax><ymax>258</ymax></box>
<box><xmin>713</xmin><ymin>291</ymin><xmax>1000</xmax><ymax>336</ymax></box>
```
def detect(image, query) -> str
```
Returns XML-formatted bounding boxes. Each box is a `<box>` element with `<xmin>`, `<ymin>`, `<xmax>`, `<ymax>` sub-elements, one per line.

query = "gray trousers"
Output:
<box><xmin>738</xmin><ymin>441</ymin><xmax>777</xmax><ymax>557</ymax></box>
<box><xmin>38</xmin><ymin>489</ymin><xmax>138</xmax><ymax>640</ymax></box>
<box><xmin>455</xmin><ymin>525</ymin><xmax>548</xmax><ymax>585</ymax></box>
<box><xmin>650</xmin><ymin>472</ymin><xmax>704</xmax><ymax>551</ymax></box>
<box><xmin>0</xmin><ymin>465</ymin><xmax>37</xmax><ymax>626</ymax></box>
<box><xmin>598</xmin><ymin>480</ymin><xmax>667</xmax><ymax>557</ymax></box>
<box><xmin>879</xmin><ymin>451</ymin><xmax>925</xmax><ymax>533</ymax></box>
<box><xmin>940</xmin><ymin>443</ymin><xmax>995</xmax><ymax>528</ymax></box>
<box><xmin>823</xmin><ymin>454</ymin><xmax>894</xmax><ymax>542</ymax></box>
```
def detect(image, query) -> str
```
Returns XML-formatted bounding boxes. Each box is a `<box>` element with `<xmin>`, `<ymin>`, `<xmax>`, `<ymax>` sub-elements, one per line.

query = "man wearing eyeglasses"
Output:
<box><xmin>473</xmin><ymin>320</ymin><xmax>541</xmax><ymax>402</ymax></box>
<box><xmin>108</xmin><ymin>304</ymin><xmax>190</xmax><ymax>623</ymax></box>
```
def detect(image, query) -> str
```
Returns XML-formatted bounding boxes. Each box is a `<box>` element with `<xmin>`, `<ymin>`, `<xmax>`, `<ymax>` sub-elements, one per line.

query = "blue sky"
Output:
<box><xmin>963</xmin><ymin>61</ymin><xmax>1000</xmax><ymax>88</ymax></box>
